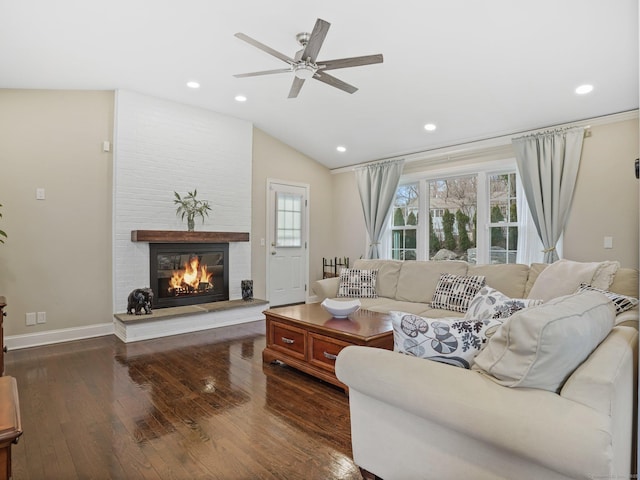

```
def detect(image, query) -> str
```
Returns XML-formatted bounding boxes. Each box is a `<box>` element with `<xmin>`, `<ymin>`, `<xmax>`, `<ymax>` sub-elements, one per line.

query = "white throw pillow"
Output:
<box><xmin>337</xmin><ymin>268</ymin><xmax>378</xmax><ymax>298</ymax></box>
<box><xmin>528</xmin><ymin>259</ymin><xmax>619</xmax><ymax>302</ymax></box>
<box><xmin>391</xmin><ymin>311</ymin><xmax>501</xmax><ymax>369</ymax></box>
<box><xmin>473</xmin><ymin>291</ymin><xmax>615</xmax><ymax>392</ymax></box>
<box><xmin>464</xmin><ymin>286</ymin><xmax>543</xmax><ymax>320</ymax></box>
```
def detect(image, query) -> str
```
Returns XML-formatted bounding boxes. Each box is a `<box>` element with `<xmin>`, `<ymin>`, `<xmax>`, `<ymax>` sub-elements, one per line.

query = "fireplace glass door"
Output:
<box><xmin>150</xmin><ymin>243</ymin><xmax>229</xmax><ymax>308</ymax></box>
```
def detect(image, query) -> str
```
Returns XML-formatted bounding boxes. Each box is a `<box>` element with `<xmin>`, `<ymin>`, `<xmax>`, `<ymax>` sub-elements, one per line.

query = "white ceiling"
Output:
<box><xmin>1</xmin><ymin>0</ymin><xmax>638</xmax><ymax>170</ymax></box>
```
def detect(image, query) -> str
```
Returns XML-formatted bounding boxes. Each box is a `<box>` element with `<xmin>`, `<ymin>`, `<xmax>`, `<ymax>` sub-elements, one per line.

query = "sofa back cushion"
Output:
<box><xmin>467</xmin><ymin>264</ymin><xmax>530</xmax><ymax>299</ymax></box>
<box><xmin>353</xmin><ymin>259</ymin><xmax>402</xmax><ymax>299</ymax></box>
<box><xmin>527</xmin><ymin>259</ymin><xmax>619</xmax><ymax>302</ymax></box>
<box><xmin>608</xmin><ymin>267</ymin><xmax>639</xmax><ymax>297</ymax></box>
<box><xmin>395</xmin><ymin>261</ymin><xmax>468</xmax><ymax>303</ymax></box>
<box><xmin>473</xmin><ymin>290</ymin><xmax>615</xmax><ymax>392</ymax></box>
<box><xmin>523</xmin><ymin>263</ymin><xmax>548</xmax><ymax>298</ymax></box>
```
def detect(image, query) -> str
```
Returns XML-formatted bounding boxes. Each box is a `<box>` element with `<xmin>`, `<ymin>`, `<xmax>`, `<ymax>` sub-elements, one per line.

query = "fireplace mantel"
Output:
<box><xmin>131</xmin><ymin>230</ymin><xmax>249</xmax><ymax>243</ymax></box>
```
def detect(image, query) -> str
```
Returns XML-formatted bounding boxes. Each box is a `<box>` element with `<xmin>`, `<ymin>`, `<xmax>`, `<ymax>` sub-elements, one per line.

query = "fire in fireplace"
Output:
<box><xmin>149</xmin><ymin>243</ymin><xmax>229</xmax><ymax>308</ymax></box>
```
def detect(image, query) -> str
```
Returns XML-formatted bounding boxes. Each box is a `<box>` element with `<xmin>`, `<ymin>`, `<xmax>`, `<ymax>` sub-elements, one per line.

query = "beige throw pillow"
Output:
<box><xmin>527</xmin><ymin>259</ymin><xmax>619</xmax><ymax>302</ymax></box>
<box><xmin>473</xmin><ymin>291</ymin><xmax>615</xmax><ymax>392</ymax></box>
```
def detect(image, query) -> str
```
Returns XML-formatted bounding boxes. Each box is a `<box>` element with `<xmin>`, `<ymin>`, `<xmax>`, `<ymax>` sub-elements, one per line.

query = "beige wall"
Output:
<box><xmin>0</xmin><ymin>90</ymin><xmax>114</xmax><ymax>336</ymax></box>
<box><xmin>330</xmin><ymin>116</ymin><xmax>640</xmax><ymax>269</ymax></box>
<box><xmin>251</xmin><ymin>128</ymin><xmax>334</xmax><ymax>300</ymax></box>
<box><xmin>564</xmin><ymin>118</ymin><xmax>639</xmax><ymax>267</ymax></box>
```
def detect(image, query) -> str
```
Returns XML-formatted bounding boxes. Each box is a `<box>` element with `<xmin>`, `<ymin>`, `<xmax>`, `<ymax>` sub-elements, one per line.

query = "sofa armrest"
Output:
<box><xmin>336</xmin><ymin>346</ymin><xmax>616</xmax><ymax>479</ymax></box>
<box><xmin>312</xmin><ymin>277</ymin><xmax>340</xmax><ymax>300</ymax></box>
<box><xmin>615</xmin><ymin>307</ymin><xmax>638</xmax><ymax>328</ymax></box>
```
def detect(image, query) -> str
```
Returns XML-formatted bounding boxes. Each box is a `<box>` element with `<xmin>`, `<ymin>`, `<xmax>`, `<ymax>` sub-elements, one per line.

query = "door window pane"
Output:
<box><xmin>276</xmin><ymin>192</ymin><xmax>302</xmax><ymax>247</ymax></box>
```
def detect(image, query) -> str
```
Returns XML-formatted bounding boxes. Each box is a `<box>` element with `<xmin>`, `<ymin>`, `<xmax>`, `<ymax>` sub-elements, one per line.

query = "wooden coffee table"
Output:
<box><xmin>263</xmin><ymin>303</ymin><xmax>393</xmax><ymax>390</ymax></box>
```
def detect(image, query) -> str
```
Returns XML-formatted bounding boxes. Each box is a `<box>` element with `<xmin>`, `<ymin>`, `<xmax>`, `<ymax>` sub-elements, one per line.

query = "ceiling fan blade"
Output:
<box><xmin>234</xmin><ymin>32</ymin><xmax>295</xmax><ymax>64</ymax></box>
<box><xmin>318</xmin><ymin>54</ymin><xmax>383</xmax><ymax>71</ymax></box>
<box><xmin>288</xmin><ymin>77</ymin><xmax>305</xmax><ymax>98</ymax></box>
<box><xmin>301</xmin><ymin>18</ymin><xmax>330</xmax><ymax>63</ymax></box>
<box><xmin>313</xmin><ymin>72</ymin><xmax>358</xmax><ymax>94</ymax></box>
<box><xmin>234</xmin><ymin>68</ymin><xmax>292</xmax><ymax>78</ymax></box>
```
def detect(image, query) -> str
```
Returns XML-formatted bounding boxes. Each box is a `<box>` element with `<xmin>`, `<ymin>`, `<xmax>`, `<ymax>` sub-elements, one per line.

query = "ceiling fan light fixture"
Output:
<box><xmin>294</xmin><ymin>64</ymin><xmax>317</xmax><ymax>80</ymax></box>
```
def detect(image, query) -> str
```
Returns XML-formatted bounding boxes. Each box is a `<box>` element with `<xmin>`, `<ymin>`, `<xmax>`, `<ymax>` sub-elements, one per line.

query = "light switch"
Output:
<box><xmin>603</xmin><ymin>236</ymin><xmax>613</xmax><ymax>249</ymax></box>
<box><xmin>36</xmin><ymin>188</ymin><xmax>45</xmax><ymax>200</ymax></box>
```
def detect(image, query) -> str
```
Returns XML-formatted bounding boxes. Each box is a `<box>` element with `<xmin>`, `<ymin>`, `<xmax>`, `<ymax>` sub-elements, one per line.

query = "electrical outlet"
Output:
<box><xmin>36</xmin><ymin>311</ymin><xmax>46</xmax><ymax>324</ymax></box>
<box><xmin>26</xmin><ymin>312</ymin><xmax>36</xmax><ymax>326</ymax></box>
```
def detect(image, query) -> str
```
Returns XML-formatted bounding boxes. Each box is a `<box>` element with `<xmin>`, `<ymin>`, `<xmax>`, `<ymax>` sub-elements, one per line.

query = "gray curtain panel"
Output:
<box><xmin>355</xmin><ymin>159</ymin><xmax>404</xmax><ymax>259</ymax></box>
<box><xmin>512</xmin><ymin>126</ymin><xmax>585</xmax><ymax>263</ymax></box>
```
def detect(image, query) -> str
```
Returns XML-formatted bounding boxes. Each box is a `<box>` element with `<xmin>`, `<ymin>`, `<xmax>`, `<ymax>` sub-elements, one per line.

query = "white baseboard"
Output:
<box><xmin>6</xmin><ymin>323</ymin><xmax>115</xmax><ymax>350</ymax></box>
<box><xmin>306</xmin><ymin>295</ymin><xmax>319</xmax><ymax>304</ymax></box>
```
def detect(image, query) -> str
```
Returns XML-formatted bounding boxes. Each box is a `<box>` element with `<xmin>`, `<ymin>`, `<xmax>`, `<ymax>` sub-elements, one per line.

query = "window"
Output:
<box><xmin>428</xmin><ymin>176</ymin><xmax>477</xmax><ymax>259</ymax></box>
<box><xmin>275</xmin><ymin>192</ymin><xmax>302</xmax><ymax>247</ymax></box>
<box><xmin>387</xmin><ymin>164</ymin><xmax>524</xmax><ymax>264</ymax></box>
<box><xmin>391</xmin><ymin>183</ymin><xmax>418</xmax><ymax>260</ymax></box>
<box><xmin>488</xmin><ymin>173</ymin><xmax>518</xmax><ymax>264</ymax></box>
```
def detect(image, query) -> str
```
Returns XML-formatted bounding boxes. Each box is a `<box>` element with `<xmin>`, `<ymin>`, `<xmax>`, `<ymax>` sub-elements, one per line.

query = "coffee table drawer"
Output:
<box><xmin>271</xmin><ymin>322</ymin><xmax>306</xmax><ymax>360</ymax></box>
<box><xmin>309</xmin><ymin>333</ymin><xmax>351</xmax><ymax>372</ymax></box>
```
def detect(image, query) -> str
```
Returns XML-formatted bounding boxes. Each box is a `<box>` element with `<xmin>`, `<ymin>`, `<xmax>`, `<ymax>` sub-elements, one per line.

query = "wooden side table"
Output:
<box><xmin>0</xmin><ymin>376</ymin><xmax>21</xmax><ymax>480</ymax></box>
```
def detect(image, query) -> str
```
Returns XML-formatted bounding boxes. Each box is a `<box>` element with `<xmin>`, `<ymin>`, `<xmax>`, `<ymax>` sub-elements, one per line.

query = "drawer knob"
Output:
<box><xmin>281</xmin><ymin>337</ymin><xmax>295</xmax><ymax>345</ymax></box>
<box><xmin>323</xmin><ymin>351</ymin><xmax>338</xmax><ymax>361</ymax></box>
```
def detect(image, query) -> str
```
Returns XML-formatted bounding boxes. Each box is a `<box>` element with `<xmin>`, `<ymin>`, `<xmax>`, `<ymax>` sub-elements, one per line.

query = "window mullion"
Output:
<box><xmin>475</xmin><ymin>171</ymin><xmax>489</xmax><ymax>264</ymax></box>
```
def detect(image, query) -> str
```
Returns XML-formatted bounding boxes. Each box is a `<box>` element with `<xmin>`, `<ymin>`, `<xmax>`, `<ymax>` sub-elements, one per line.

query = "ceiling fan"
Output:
<box><xmin>233</xmin><ymin>18</ymin><xmax>383</xmax><ymax>98</ymax></box>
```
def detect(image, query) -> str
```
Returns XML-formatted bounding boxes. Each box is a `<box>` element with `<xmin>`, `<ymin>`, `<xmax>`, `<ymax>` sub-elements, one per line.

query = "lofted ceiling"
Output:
<box><xmin>0</xmin><ymin>0</ymin><xmax>637</xmax><ymax>170</ymax></box>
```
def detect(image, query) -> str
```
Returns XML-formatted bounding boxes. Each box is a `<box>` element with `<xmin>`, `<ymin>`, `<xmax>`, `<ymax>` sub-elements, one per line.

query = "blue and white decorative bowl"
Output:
<box><xmin>321</xmin><ymin>298</ymin><xmax>361</xmax><ymax>318</ymax></box>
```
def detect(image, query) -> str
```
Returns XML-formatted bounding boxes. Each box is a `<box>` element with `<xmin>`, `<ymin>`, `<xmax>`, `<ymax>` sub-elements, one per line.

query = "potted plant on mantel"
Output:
<box><xmin>173</xmin><ymin>189</ymin><xmax>212</xmax><ymax>232</ymax></box>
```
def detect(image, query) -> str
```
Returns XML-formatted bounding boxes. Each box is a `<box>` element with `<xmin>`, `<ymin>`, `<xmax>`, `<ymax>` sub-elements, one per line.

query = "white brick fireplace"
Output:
<box><xmin>112</xmin><ymin>90</ymin><xmax>259</xmax><ymax>340</ymax></box>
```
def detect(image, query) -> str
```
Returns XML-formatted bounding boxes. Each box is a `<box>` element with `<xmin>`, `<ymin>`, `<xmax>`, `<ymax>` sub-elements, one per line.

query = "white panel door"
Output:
<box><xmin>267</xmin><ymin>181</ymin><xmax>308</xmax><ymax>306</ymax></box>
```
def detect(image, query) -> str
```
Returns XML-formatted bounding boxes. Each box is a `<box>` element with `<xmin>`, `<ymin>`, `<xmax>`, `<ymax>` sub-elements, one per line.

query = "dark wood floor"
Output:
<box><xmin>5</xmin><ymin>321</ymin><xmax>362</xmax><ymax>479</ymax></box>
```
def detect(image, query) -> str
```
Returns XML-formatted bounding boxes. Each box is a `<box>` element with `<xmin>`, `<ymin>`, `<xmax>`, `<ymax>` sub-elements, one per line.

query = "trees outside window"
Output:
<box><xmin>391</xmin><ymin>183</ymin><xmax>418</xmax><ymax>260</ymax></box>
<box><xmin>388</xmin><ymin>168</ymin><xmax>519</xmax><ymax>264</ymax></box>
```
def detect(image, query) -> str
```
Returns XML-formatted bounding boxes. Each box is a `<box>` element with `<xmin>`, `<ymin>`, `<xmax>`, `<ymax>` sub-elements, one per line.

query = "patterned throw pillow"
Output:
<box><xmin>431</xmin><ymin>273</ymin><xmax>486</xmax><ymax>313</ymax></box>
<box><xmin>464</xmin><ymin>286</ymin><xmax>543</xmax><ymax>320</ymax></box>
<box><xmin>577</xmin><ymin>283</ymin><xmax>638</xmax><ymax>314</ymax></box>
<box><xmin>337</xmin><ymin>268</ymin><xmax>378</xmax><ymax>298</ymax></box>
<box><xmin>391</xmin><ymin>311</ymin><xmax>501</xmax><ymax>369</ymax></box>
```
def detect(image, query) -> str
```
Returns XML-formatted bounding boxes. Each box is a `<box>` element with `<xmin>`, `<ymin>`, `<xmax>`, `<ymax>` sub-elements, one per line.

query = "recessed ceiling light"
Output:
<box><xmin>424</xmin><ymin>123</ymin><xmax>437</xmax><ymax>131</ymax></box>
<box><xmin>575</xmin><ymin>84</ymin><xmax>593</xmax><ymax>95</ymax></box>
<box><xmin>186</xmin><ymin>81</ymin><xmax>200</xmax><ymax>89</ymax></box>
<box><xmin>336</xmin><ymin>146</ymin><xmax>346</xmax><ymax>153</ymax></box>
<box><xmin>235</xmin><ymin>95</ymin><xmax>247</xmax><ymax>102</ymax></box>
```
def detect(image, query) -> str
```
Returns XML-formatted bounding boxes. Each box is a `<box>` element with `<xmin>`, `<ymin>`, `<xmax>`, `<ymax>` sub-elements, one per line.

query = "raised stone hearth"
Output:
<box><xmin>113</xmin><ymin>299</ymin><xmax>268</xmax><ymax>343</ymax></box>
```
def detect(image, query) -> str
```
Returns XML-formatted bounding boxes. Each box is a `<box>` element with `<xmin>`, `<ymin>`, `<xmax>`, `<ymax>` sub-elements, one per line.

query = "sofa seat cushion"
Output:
<box><xmin>473</xmin><ymin>291</ymin><xmax>615</xmax><ymax>392</ymax></box>
<box><xmin>468</xmin><ymin>263</ymin><xmax>530</xmax><ymax>299</ymax></box>
<box><xmin>395</xmin><ymin>260</ymin><xmax>468</xmax><ymax>303</ymax></box>
<box><xmin>363</xmin><ymin>300</ymin><xmax>433</xmax><ymax>316</ymax></box>
<box><xmin>392</xmin><ymin>312</ymin><xmax>501</xmax><ymax>368</ymax></box>
<box><xmin>355</xmin><ymin>297</ymin><xmax>397</xmax><ymax>311</ymax></box>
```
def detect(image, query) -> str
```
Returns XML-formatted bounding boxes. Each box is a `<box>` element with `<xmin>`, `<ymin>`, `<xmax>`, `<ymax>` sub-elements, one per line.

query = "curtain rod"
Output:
<box><xmin>331</xmin><ymin>109</ymin><xmax>637</xmax><ymax>174</ymax></box>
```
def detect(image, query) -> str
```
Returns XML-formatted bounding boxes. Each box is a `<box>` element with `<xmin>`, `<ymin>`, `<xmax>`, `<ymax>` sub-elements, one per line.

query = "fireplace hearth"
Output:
<box><xmin>149</xmin><ymin>243</ymin><xmax>229</xmax><ymax>309</ymax></box>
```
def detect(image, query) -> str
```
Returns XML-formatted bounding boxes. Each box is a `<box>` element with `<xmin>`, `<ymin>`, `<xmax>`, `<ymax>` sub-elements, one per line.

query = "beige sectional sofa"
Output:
<box><xmin>312</xmin><ymin>259</ymin><xmax>639</xmax><ymax>480</ymax></box>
